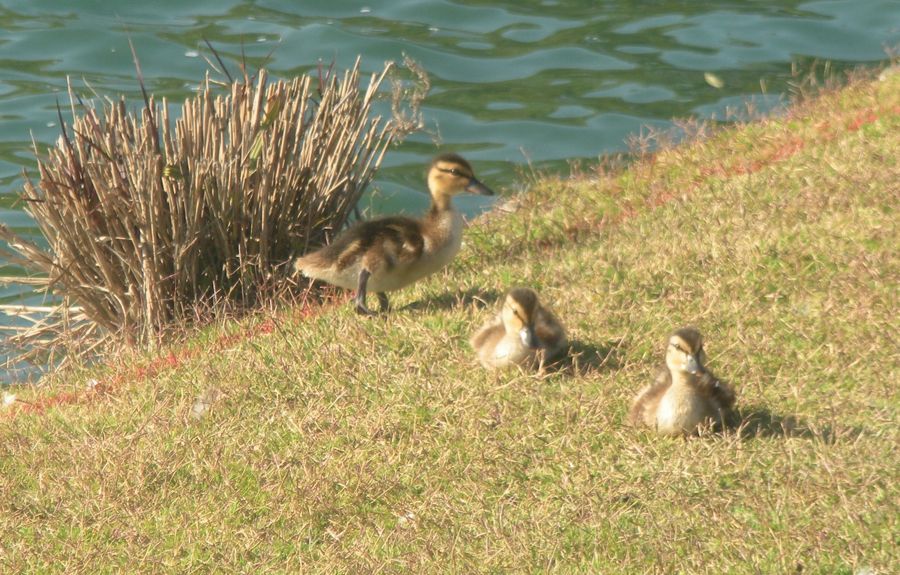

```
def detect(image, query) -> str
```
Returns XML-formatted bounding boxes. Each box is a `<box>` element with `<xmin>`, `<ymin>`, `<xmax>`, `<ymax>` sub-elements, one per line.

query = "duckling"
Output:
<box><xmin>293</xmin><ymin>153</ymin><xmax>494</xmax><ymax>315</ymax></box>
<box><xmin>470</xmin><ymin>287</ymin><xmax>568</xmax><ymax>370</ymax></box>
<box><xmin>629</xmin><ymin>327</ymin><xmax>736</xmax><ymax>436</ymax></box>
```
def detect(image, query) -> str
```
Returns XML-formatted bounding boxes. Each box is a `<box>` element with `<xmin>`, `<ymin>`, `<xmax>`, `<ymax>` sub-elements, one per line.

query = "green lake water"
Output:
<box><xmin>1</xmin><ymin>0</ymin><xmax>898</xmax><ymax>380</ymax></box>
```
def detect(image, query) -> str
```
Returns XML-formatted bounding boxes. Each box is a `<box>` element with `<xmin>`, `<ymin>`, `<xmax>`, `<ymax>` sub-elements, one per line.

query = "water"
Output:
<box><xmin>1</xmin><ymin>0</ymin><xmax>898</xmax><ymax>380</ymax></box>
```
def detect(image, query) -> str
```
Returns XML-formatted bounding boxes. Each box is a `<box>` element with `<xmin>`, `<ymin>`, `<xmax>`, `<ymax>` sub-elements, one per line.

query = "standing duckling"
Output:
<box><xmin>471</xmin><ymin>287</ymin><xmax>568</xmax><ymax>370</ymax></box>
<box><xmin>629</xmin><ymin>327</ymin><xmax>736</xmax><ymax>436</ymax></box>
<box><xmin>293</xmin><ymin>153</ymin><xmax>494</xmax><ymax>315</ymax></box>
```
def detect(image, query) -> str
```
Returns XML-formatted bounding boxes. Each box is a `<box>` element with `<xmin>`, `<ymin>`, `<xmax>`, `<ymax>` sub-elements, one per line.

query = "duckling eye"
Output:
<box><xmin>670</xmin><ymin>343</ymin><xmax>688</xmax><ymax>354</ymax></box>
<box><xmin>506</xmin><ymin>306</ymin><xmax>525</xmax><ymax>323</ymax></box>
<box><xmin>439</xmin><ymin>167</ymin><xmax>466</xmax><ymax>177</ymax></box>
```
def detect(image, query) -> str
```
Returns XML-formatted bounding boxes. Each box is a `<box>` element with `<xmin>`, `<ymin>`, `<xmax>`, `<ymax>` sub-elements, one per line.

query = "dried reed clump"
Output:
<box><xmin>0</xmin><ymin>58</ymin><xmax>422</xmax><ymax>361</ymax></box>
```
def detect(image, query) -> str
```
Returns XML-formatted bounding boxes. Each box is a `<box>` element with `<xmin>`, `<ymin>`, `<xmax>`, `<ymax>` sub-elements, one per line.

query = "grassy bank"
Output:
<box><xmin>1</xmin><ymin>72</ymin><xmax>897</xmax><ymax>573</ymax></box>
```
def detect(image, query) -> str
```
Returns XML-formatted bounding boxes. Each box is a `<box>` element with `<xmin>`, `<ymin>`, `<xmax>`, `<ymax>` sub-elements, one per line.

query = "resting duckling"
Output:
<box><xmin>470</xmin><ymin>287</ymin><xmax>568</xmax><ymax>370</ymax></box>
<box><xmin>293</xmin><ymin>153</ymin><xmax>494</xmax><ymax>315</ymax></box>
<box><xmin>629</xmin><ymin>327</ymin><xmax>736</xmax><ymax>436</ymax></box>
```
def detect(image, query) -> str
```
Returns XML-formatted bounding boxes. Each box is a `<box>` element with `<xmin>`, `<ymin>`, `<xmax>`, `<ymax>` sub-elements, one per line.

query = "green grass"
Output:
<box><xmin>1</xmin><ymin>72</ymin><xmax>898</xmax><ymax>573</ymax></box>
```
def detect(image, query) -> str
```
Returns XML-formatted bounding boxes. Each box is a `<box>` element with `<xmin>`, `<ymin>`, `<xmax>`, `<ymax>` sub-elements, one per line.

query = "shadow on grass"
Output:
<box><xmin>548</xmin><ymin>338</ymin><xmax>625</xmax><ymax>376</ymax></box>
<box><xmin>401</xmin><ymin>287</ymin><xmax>503</xmax><ymax>312</ymax></box>
<box><xmin>734</xmin><ymin>405</ymin><xmax>863</xmax><ymax>443</ymax></box>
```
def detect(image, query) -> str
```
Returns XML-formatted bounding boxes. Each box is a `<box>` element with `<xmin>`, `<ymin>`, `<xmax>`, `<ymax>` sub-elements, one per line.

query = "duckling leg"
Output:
<box><xmin>355</xmin><ymin>269</ymin><xmax>376</xmax><ymax>316</ymax></box>
<box><xmin>377</xmin><ymin>293</ymin><xmax>390</xmax><ymax>312</ymax></box>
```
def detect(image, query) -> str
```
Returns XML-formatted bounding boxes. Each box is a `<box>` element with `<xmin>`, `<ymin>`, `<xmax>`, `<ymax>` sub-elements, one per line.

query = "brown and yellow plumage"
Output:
<box><xmin>470</xmin><ymin>287</ymin><xmax>568</xmax><ymax>370</ymax></box>
<box><xmin>629</xmin><ymin>327</ymin><xmax>736</xmax><ymax>435</ymax></box>
<box><xmin>294</xmin><ymin>153</ymin><xmax>493</xmax><ymax>314</ymax></box>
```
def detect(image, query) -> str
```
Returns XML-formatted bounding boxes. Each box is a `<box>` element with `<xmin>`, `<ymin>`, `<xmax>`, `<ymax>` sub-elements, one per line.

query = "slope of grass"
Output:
<box><xmin>1</xmin><ymin>72</ymin><xmax>897</xmax><ymax>573</ymax></box>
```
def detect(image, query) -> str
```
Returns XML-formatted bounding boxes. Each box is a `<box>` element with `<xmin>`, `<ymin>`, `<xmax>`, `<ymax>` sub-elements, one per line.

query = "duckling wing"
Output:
<box><xmin>698</xmin><ymin>372</ymin><xmax>736</xmax><ymax>410</ymax></box>
<box><xmin>534</xmin><ymin>306</ymin><xmax>568</xmax><ymax>359</ymax></box>
<box><xmin>629</xmin><ymin>368</ymin><xmax>671</xmax><ymax>427</ymax></box>
<box><xmin>371</xmin><ymin>217</ymin><xmax>428</xmax><ymax>270</ymax></box>
<box><xmin>299</xmin><ymin>216</ymin><xmax>425</xmax><ymax>273</ymax></box>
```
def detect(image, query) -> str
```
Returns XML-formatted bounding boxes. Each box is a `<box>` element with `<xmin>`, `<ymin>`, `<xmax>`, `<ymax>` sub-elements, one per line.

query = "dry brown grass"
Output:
<box><xmin>0</xmin><ymin>58</ymin><xmax>416</xmax><ymax>365</ymax></box>
<box><xmin>0</xmin><ymin>71</ymin><xmax>897</xmax><ymax>573</ymax></box>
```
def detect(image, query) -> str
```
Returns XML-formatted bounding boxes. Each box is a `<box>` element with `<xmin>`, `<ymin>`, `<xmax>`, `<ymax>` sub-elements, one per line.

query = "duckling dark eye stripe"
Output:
<box><xmin>437</xmin><ymin>167</ymin><xmax>467</xmax><ymax>177</ymax></box>
<box><xmin>506</xmin><ymin>306</ymin><xmax>525</xmax><ymax>323</ymax></box>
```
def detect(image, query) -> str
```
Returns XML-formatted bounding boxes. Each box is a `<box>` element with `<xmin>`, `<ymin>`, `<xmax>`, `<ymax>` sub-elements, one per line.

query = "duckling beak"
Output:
<box><xmin>519</xmin><ymin>326</ymin><xmax>538</xmax><ymax>349</ymax></box>
<box><xmin>466</xmin><ymin>177</ymin><xmax>494</xmax><ymax>196</ymax></box>
<box><xmin>685</xmin><ymin>355</ymin><xmax>701</xmax><ymax>375</ymax></box>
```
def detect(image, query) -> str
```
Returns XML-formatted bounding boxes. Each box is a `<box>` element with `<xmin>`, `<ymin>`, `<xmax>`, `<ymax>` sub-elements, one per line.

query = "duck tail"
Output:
<box><xmin>292</xmin><ymin>253</ymin><xmax>323</xmax><ymax>278</ymax></box>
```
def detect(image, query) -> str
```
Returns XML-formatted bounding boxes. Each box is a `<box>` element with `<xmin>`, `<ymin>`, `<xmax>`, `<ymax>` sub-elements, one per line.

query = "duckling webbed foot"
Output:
<box><xmin>355</xmin><ymin>269</ymin><xmax>376</xmax><ymax>316</ymax></box>
<box><xmin>355</xmin><ymin>302</ymin><xmax>376</xmax><ymax>316</ymax></box>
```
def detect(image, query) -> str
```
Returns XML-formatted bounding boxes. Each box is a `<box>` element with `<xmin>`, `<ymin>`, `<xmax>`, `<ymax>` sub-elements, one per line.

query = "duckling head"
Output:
<box><xmin>427</xmin><ymin>153</ymin><xmax>494</xmax><ymax>202</ymax></box>
<box><xmin>501</xmin><ymin>287</ymin><xmax>540</xmax><ymax>349</ymax></box>
<box><xmin>666</xmin><ymin>327</ymin><xmax>707</xmax><ymax>375</ymax></box>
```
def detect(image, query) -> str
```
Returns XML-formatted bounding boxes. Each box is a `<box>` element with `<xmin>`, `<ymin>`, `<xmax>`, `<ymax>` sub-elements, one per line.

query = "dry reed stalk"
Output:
<box><xmin>0</xmin><ymin>58</ymin><xmax>421</xmax><ymax>367</ymax></box>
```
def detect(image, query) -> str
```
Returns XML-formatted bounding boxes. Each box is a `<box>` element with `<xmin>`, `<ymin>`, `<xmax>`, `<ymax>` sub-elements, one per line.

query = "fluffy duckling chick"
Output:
<box><xmin>293</xmin><ymin>153</ymin><xmax>494</xmax><ymax>315</ymax></box>
<box><xmin>629</xmin><ymin>327</ymin><xmax>736</xmax><ymax>436</ymax></box>
<box><xmin>470</xmin><ymin>287</ymin><xmax>568</xmax><ymax>370</ymax></box>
